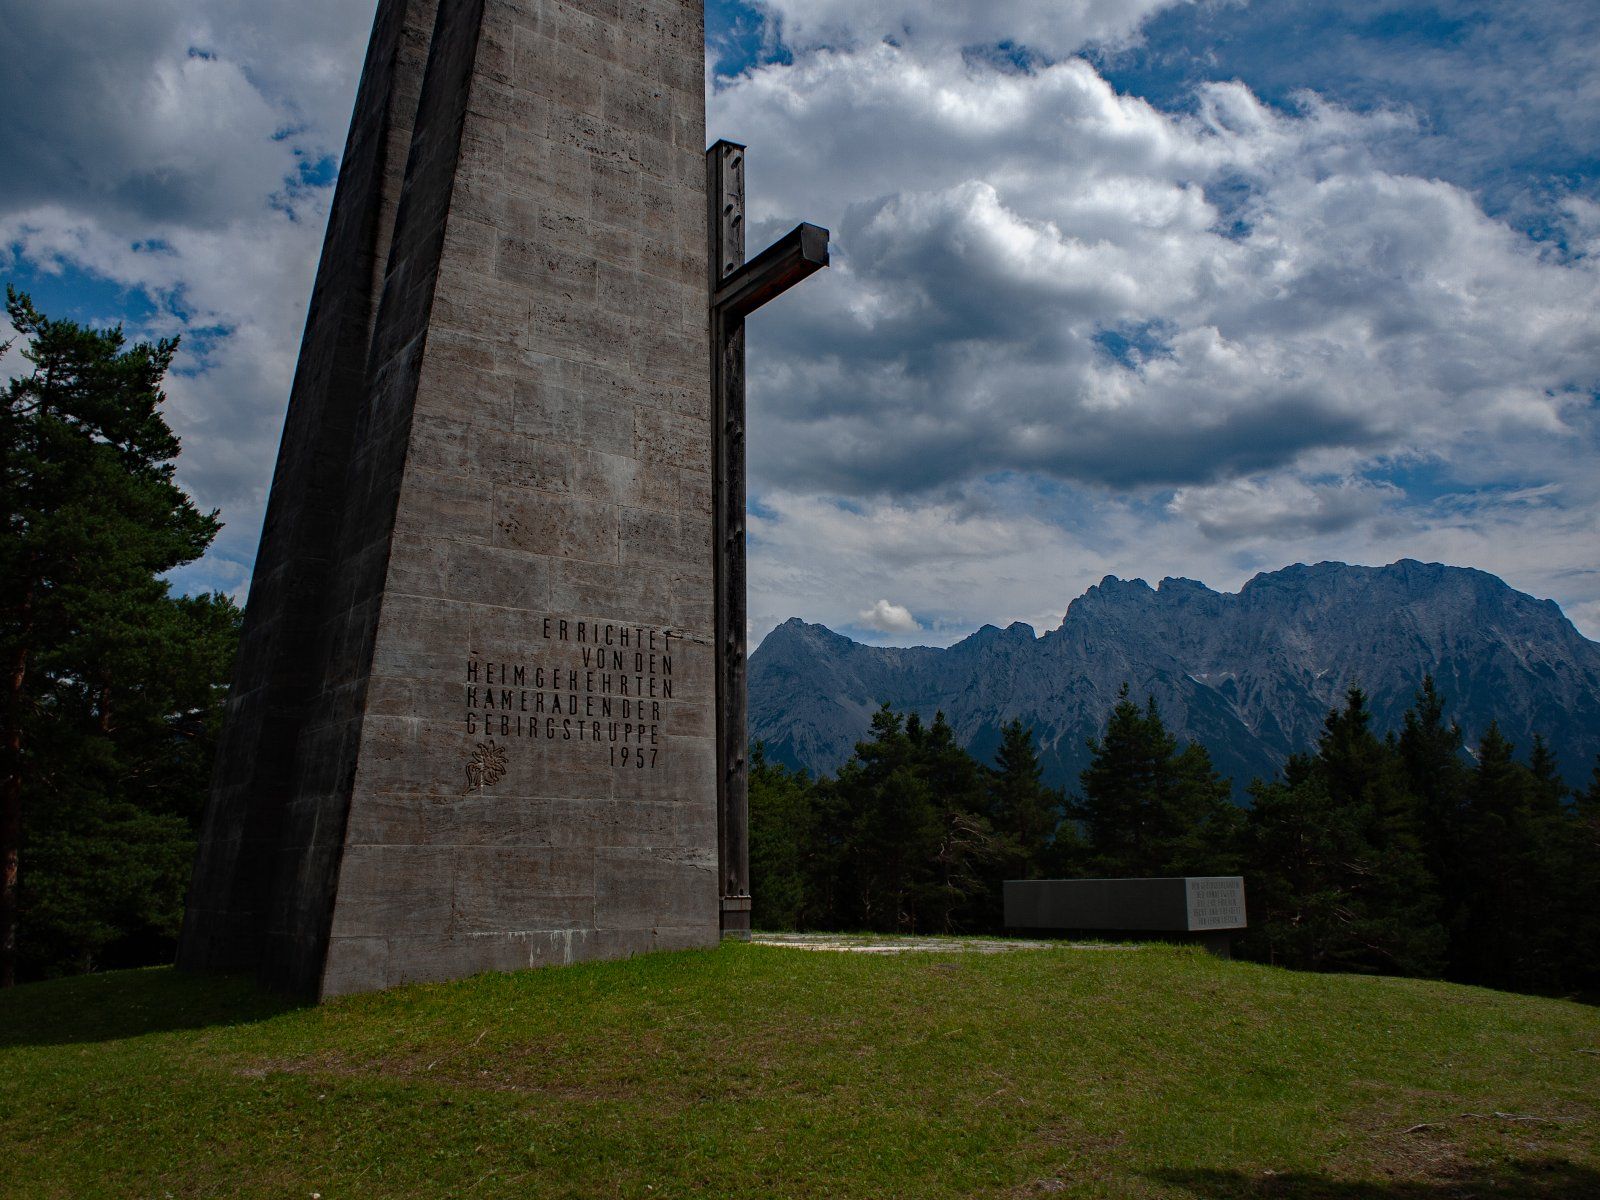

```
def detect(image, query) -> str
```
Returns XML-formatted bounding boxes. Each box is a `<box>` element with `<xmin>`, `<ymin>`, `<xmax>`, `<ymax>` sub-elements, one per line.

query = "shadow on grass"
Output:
<box><xmin>0</xmin><ymin>966</ymin><xmax>298</xmax><ymax>1048</ymax></box>
<box><xmin>1151</xmin><ymin>1158</ymin><xmax>1600</xmax><ymax>1198</ymax></box>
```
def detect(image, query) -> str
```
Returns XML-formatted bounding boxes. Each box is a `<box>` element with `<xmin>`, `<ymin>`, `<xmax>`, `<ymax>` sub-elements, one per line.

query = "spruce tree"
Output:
<box><xmin>748</xmin><ymin>743</ymin><xmax>814</xmax><ymax>931</ymax></box>
<box><xmin>1162</xmin><ymin>741</ymin><xmax>1244</xmax><ymax>876</ymax></box>
<box><xmin>1240</xmin><ymin>764</ymin><xmax>1369</xmax><ymax>970</ymax></box>
<box><xmin>826</xmin><ymin>706</ymin><xmax>944</xmax><ymax>932</ymax></box>
<box><xmin>807</xmin><ymin>706</ymin><xmax>1006</xmax><ymax>934</ymax></box>
<box><xmin>908</xmin><ymin>711</ymin><xmax>999</xmax><ymax>932</ymax></box>
<box><xmin>1074</xmin><ymin>688</ymin><xmax>1239</xmax><ymax>878</ymax></box>
<box><xmin>986</xmin><ymin>718</ymin><xmax>1064</xmax><ymax>876</ymax></box>
<box><xmin>1321</xmin><ymin>690</ymin><xmax>1445</xmax><ymax>976</ymax></box>
<box><xmin>1241</xmin><ymin>691</ymin><xmax>1445</xmax><ymax>976</ymax></box>
<box><xmin>1075</xmin><ymin>688</ymin><xmax>1172</xmax><ymax>875</ymax></box>
<box><xmin>1572</xmin><ymin>758</ymin><xmax>1600</xmax><ymax>996</ymax></box>
<box><xmin>2</xmin><ymin>290</ymin><xmax>224</xmax><ymax>984</ymax></box>
<box><xmin>1398</xmin><ymin>677</ymin><xmax>1468</xmax><ymax>951</ymax></box>
<box><xmin>1455</xmin><ymin>723</ymin><xmax>1565</xmax><ymax>991</ymax></box>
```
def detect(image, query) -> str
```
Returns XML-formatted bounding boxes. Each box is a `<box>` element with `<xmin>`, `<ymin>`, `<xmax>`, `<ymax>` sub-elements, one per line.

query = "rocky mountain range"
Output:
<box><xmin>748</xmin><ymin>560</ymin><xmax>1600</xmax><ymax>796</ymax></box>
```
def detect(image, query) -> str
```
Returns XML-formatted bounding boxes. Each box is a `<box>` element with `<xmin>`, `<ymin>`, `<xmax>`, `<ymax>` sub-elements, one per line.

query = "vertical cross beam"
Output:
<box><xmin>708</xmin><ymin>140</ymin><xmax>751</xmax><ymax>940</ymax></box>
<box><xmin>707</xmin><ymin>142</ymin><xmax>829</xmax><ymax>942</ymax></box>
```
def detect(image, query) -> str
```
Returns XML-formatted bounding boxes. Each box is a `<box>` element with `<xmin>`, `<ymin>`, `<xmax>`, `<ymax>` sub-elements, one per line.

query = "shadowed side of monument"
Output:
<box><xmin>179</xmin><ymin>0</ymin><xmax>441</xmax><ymax>974</ymax></box>
<box><xmin>182</xmin><ymin>0</ymin><xmax>718</xmax><ymax>1000</ymax></box>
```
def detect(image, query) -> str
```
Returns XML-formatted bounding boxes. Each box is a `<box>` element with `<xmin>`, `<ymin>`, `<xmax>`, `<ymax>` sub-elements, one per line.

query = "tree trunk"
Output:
<box><xmin>2</xmin><ymin>584</ymin><xmax>31</xmax><ymax>989</ymax></box>
<box><xmin>2</xmin><ymin>640</ymin><xmax>26</xmax><ymax>989</ymax></box>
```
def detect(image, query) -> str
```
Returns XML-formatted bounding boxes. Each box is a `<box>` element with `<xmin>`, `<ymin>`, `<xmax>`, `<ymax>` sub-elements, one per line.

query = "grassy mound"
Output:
<box><xmin>2</xmin><ymin>943</ymin><xmax>1597</xmax><ymax>1198</ymax></box>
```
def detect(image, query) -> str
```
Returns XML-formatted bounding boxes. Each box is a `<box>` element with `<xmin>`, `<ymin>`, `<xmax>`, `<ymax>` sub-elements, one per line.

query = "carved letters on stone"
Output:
<box><xmin>1185</xmin><ymin>877</ymin><xmax>1248</xmax><ymax>931</ymax></box>
<box><xmin>462</xmin><ymin>617</ymin><xmax>678</xmax><ymax>780</ymax></box>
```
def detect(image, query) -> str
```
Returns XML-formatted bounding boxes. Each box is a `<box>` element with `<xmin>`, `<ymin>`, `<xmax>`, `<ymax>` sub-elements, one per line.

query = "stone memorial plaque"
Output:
<box><xmin>180</xmin><ymin>0</ymin><xmax>721</xmax><ymax>999</ymax></box>
<box><xmin>1184</xmin><ymin>877</ymin><xmax>1248</xmax><ymax>931</ymax></box>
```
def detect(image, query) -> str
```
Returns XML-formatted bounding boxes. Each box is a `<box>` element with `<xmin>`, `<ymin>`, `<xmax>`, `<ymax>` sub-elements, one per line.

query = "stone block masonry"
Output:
<box><xmin>180</xmin><ymin>0</ymin><xmax>718</xmax><ymax>999</ymax></box>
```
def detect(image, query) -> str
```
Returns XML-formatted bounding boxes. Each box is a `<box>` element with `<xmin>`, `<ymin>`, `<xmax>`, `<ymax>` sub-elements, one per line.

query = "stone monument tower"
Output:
<box><xmin>180</xmin><ymin>0</ymin><xmax>720</xmax><ymax>998</ymax></box>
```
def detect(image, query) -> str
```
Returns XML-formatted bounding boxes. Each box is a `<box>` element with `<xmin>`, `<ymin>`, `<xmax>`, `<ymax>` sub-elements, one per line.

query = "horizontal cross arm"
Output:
<box><xmin>713</xmin><ymin>222</ymin><xmax>830</xmax><ymax>321</ymax></box>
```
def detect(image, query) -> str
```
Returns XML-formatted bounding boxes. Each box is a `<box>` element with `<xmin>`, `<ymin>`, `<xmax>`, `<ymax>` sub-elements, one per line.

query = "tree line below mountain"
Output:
<box><xmin>750</xmin><ymin>679</ymin><xmax>1600</xmax><ymax>999</ymax></box>
<box><xmin>748</xmin><ymin>562</ymin><xmax>1600</xmax><ymax>802</ymax></box>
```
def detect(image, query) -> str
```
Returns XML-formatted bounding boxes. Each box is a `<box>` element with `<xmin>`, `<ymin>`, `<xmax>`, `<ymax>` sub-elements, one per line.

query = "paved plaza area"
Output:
<box><xmin>750</xmin><ymin>933</ymin><xmax>1140</xmax><ymax>954</ymax></box>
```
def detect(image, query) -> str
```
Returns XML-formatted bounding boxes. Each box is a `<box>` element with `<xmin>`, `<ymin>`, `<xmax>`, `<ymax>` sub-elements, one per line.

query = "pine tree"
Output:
<box><xmin>22</xmin><ymin>591</ymin><xmax>238</xmax><ymax>974</ymax></box>
<box><xmin>986</xmin><ymin>718</ymin><xmax>1064</xmax><ymax>876</ymax></box>
<box><xmin>1316</xmin><ymin>689</ymin><xmax>1444</xmax><ymax>976</ymax></box>
<box><xmin>748</xmin><ymin>743</ymin><xmax>814</xmax><ymax>931</ymax></box>
<box><xmin>1074</xmin><ymin>688</ymin><xmax>1239</xmax><ymax>878</ymax></box>
<box><xmin>1455</xmin><ymin>723</ymin><xmax>1567</xmax><ymax>991</ymax></box>
<box><xmin>1571</xmin><ymin>758</ymin><xmax>1600</xmax><ymax>997</ymax></box>
<box><xmin>2</xmin><ymin>290</ymin><xmax>224</xmax><ymax>984</ymax></box>
<box><xmin>1398</xmin><ymin>677</ymin><xmax>1468</xmax><ymax>952</ymax></box>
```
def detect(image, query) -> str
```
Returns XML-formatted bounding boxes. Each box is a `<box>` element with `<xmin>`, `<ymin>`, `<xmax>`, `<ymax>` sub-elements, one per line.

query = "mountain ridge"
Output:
<box><xmin>748</xmin><ymin>559</ymin><xmax>1600</xmax><ymax>793</ymax></box>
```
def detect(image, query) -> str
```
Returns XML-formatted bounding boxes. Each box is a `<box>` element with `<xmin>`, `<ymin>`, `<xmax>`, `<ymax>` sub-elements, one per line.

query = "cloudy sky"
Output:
<box><xmin>3</xmin><ymin>1</ymin><xmax>1597</xmax><ymax>647</ymax></box>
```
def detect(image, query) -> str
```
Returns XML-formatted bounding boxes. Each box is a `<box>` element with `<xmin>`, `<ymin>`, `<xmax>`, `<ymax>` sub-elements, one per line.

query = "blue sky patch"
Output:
<box><xmin>2</xmin><ymin>256</ymin><xmax>158</xmax><ymax>330</ymax></box>
<box><xmin>707</xmin><ymin>0</ymin><xmax>787</xmax><ymax>78</ymax></box>
<box><xmin>1097</xmin><ymin>0</ymin><xmax>1599</xmax><ymax>232</ymax></box>
<box><xmin>1094</xmin><ymin>320</ymin><xmax>1177</xmax><ymax>369</ymax></box>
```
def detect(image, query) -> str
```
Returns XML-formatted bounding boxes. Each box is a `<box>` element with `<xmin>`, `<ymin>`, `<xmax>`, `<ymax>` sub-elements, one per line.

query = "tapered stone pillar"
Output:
<box><xmin>179</xmin><ymin>0</ymin><xmax>441</xmax><ymax>976</ymax></box>
<box><xmin>181</xmin><ymin>0</ymin><xmax>718</xmax><ymax>999</ymax></box>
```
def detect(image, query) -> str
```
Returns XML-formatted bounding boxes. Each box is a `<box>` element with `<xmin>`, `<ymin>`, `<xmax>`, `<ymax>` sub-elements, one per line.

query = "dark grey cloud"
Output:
<box><xmin>0</xmin><ymin>0</ymin><xmax>372</xmax><ymax>230</ymax></box>
<box><xmin>749</xmin><ymin>0</ymin><xmax>1186</xmax><ymax>58</ymax></box>
<box><xmin>1098</xmin><ymin>0</ymin><xmax>1600</xmax><ymax>232</ymax></box>
<box><xmin>716</xmin><ymin>54</ymin><xmax>1599</xmax><ymax>506</ymax></box>
<box><xmin>750</xmin><ymin>358</ymin><xmax>1382</xmax><ymax>496</ymax></box>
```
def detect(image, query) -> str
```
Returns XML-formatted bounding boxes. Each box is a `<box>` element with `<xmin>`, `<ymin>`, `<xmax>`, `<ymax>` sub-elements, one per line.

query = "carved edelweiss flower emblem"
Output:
<box><xmin>464</xmin><ymin>738</ymin><xmax>508</xmax><ymax>792</ymax></box>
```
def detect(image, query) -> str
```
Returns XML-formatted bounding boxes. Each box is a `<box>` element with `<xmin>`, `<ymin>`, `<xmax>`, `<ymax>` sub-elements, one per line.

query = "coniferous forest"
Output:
<box><xmin>750</xmin><ymin>683</ymin><xmax>1600</xmax><ymax>1000</ymax></box>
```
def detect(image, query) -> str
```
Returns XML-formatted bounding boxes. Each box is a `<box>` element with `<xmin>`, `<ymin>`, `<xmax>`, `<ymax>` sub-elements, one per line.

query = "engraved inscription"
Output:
<box><xmin>1186</xmin><ymin>877</ymin><xmax>1247</xmax><ymax>930</ymax></box>
<box><xmin>465</xmin><ymin>618</ymin><xmax>677</xmax><ymax>770</ymax></box>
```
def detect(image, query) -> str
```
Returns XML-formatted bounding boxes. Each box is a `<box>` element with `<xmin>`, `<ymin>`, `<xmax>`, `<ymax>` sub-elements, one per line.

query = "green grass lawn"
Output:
<box><xmin>3</xmin><ymin>942</ymin><xmax>1597</xmax><ymax>1198</ymax></box>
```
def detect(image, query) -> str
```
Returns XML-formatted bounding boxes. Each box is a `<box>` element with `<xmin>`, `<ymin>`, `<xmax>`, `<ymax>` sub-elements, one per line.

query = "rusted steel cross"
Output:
<box><xmin>707</xmin><ymin>140</ymin><xmax>830</xmax><ymax>939</ymax></box>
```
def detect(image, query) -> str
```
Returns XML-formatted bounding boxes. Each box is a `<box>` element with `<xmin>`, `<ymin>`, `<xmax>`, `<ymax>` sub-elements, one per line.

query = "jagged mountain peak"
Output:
<box><xmin>750</xmin><ymin>560</ymin><xmax>1600</xmax><ymax>796</ymax></box>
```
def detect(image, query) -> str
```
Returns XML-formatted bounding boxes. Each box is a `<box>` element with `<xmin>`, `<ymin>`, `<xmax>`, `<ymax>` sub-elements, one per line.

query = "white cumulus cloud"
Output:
<box><xmin>858</xmin><ymin>599</ymin><xmax>922</xmax><ymax>635</ymax></box>
<box><xmin>715</xmin><ymin>11</ymin><xmax>1600</xmax><ymax>641</ymax></box>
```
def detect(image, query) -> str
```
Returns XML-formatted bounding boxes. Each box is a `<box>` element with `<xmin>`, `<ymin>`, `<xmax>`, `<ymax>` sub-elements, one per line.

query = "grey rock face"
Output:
<box><xmin>749</xmin><ymin>560</ymin><xmax>1600</xmax><ymax>795</ymax></box>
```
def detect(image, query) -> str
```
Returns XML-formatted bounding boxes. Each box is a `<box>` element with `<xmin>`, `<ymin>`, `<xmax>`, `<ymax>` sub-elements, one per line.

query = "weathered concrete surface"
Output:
<box><xmin>179</xmin><ymin>0</ymin><xmax>441</xmax><ymax>976</ymax></box>
<box><xmin>182</xmin><ymin>0</ymin><xmax>717</xmax><ymax>999</ymax></box>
